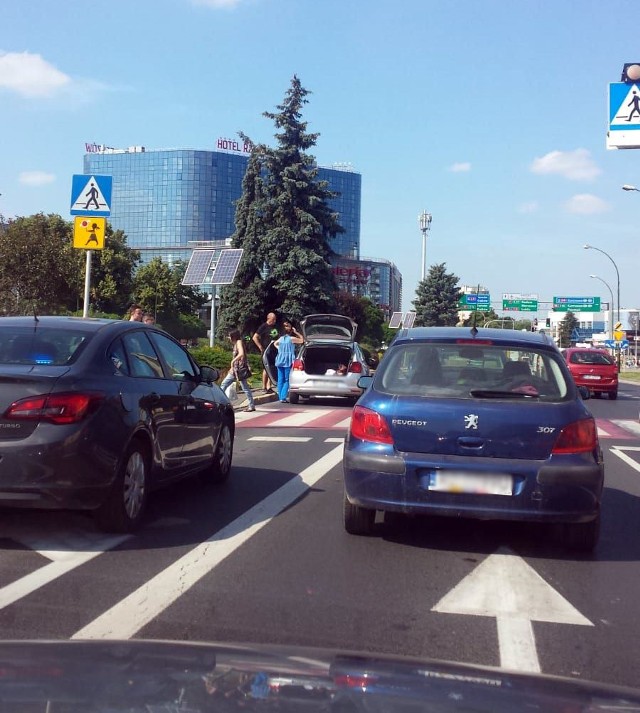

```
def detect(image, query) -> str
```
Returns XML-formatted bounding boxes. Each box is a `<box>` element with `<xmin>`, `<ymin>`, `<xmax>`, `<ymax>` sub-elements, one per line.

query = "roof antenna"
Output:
<box><xmin>33</xmin><ymin>305</ymin><xmax>39</xmax><ymax>324</ymax></box>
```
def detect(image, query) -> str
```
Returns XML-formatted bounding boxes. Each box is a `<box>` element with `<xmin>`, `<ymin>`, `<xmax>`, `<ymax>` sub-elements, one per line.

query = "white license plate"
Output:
<box><xmin>583</xmin><ymin>375</ymin><xmax>601</xmax><ymax>380</ymax></box>
<box><xmin>428</xmin><ymin>471</ymin><xmax>513</xmax><ymax>496</ymax></box>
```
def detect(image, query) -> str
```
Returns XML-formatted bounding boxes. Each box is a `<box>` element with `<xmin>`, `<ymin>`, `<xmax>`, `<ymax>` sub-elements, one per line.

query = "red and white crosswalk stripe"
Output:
<box><xmin>235</xmin><ymin>406</ymin><xmax>351</xmax><ymax>430</ymax></box>
<box><xmin>596</xmin><ymin>419</ymin><xmax>639</xmax><ymax>440</ymax></box>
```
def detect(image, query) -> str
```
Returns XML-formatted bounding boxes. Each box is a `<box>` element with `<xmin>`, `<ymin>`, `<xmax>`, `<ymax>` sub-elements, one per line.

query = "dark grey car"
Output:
<box><xmin>0</xmin><ymin>316</ymin><xmax>235</xmax><ymax>532</ymax></box>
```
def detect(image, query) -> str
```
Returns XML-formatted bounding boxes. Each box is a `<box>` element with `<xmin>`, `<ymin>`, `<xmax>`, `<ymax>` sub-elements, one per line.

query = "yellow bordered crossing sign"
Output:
<box><xmin>73</xmin><ymin>217</ymin><xmax>106</xmax><ymax>250</ymax></box>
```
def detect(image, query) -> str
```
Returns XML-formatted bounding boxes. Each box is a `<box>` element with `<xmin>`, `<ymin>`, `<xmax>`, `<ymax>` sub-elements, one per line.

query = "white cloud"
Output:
<box><xmin>19</xmin><ymin>171</ymin><xmax>56</xmax><ymax>187</ymax></box>
<box><xmin>190</xmin><ymin>0</ymin><xmax>243</xmax><ymax>7</ymax></box>
<box><xmin>564</xmin><ymin>193</ymin><xmax>610</xmax><ymax>214</ymax></box>
<box><xmin>0</xmin><ymin>51</ymin><xmax>71</xmax><ymax>98</ymax></box>
<box><xmin>530</xmin><ymin>148</ymin><xmax>600</xmax><ymax>181</ymax></box>
<box><xmin>518</xmin><ymin>201</ymin><xmax>539</xmax><ymax>213</ymax></box>
<box><xmin>448</xmin><ymin>162</ymin><xmax>471</xmax><ymax>173</ymax></box>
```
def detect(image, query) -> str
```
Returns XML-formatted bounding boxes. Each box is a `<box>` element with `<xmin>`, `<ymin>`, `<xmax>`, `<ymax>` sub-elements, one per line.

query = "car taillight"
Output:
<box><xmin>292</xmin><ymin>358</ymin><xmax>304</xmax><ymax>371</ymax></box>
<box><xmin>552</xmin><ymin>419</ymin><xmax>597</xmax><ymax>454</ymax></box>
<box><xmin>4</xmin><ymin>392</ymin><xmax>104</xmax><ymax>425</ymax></box>
<box><xmin>334</xmin><ymin>674</ymin><xmax>379</xmax><ymax>688</ymax></box>
<box><xmin>350</xmin><ymin>405</ymin><xmax>394</xmax><ymax>444</ymax></box>
<box><xmin>349</xmin><ymin>361</ymin><xmax>362</xmax><ymax>373</ymax></box>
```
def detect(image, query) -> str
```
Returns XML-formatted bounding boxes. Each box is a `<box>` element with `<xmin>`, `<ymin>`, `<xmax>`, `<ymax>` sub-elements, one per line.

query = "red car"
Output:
<box><xmin>562</xmin><ymin>348</ymin><xmax>618</xmax><ymax>400</ymax></box>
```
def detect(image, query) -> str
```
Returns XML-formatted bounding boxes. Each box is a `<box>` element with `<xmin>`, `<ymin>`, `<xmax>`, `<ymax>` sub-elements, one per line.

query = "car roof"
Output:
<box><xmin>0</xmin><ymin>316</ymin><xmax>153</xmax><ymax>337</ymax></box>
<box><xmin>391</xmin><ymin>326</ymin><xmax>558</xmax><ymax>348</ymax></box>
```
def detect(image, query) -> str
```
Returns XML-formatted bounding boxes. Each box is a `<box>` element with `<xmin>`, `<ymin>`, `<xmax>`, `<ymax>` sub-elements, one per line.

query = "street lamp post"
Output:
<box><xmin>418</xmin><ymin>211</ymin><xmax>432</xmax><ymax>282</ymax></box>
<box><xmin>583</xmin><ymin>244</ymin><xmax>620</xmax><ymax>323</ymax></box>
<box><xmin>622</xmin><ymin>184</ymin><xmax>640</xmax><ymax>192</ymax></box>
<box><xmin>590</xmin><ymin>274</ymin><xmax>614</xmax><ymax>339</ymax></box>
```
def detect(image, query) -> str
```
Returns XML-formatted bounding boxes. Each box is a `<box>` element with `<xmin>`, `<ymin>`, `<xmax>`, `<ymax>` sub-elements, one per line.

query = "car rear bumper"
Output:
<box><xmin>289</xmin><ymin>379</ymin><xmax>362</xmax><ymax>399</ymax></box>
<box><xmin>574</xmin><ymin>377</ymin><xmax>618</xmax><ymax>393</ymax></box>
<box><xmin>0</xmin><ymin>429</ymin><xmax>118</xmax><ymax>510</ymax></box>
<box><xmin>343</xmin><ymin>448</ymin><xmax>603</xmax><ymax>524</ymax></box>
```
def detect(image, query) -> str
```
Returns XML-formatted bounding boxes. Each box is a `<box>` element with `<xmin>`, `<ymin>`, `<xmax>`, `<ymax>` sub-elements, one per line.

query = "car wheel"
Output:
<box><xmin>204</xmin><ymin>422</ymin><xmax>234</xmax><ymax>484</ymax></box>
<box><xmin>562</xmin><ymin>514</ymin><xmax>600</xmax><ymax>552</ymax></box>
<box><xmin>96</xmin><ymin>440</ymin><xmax>149</xmax><ymax>533</ymax></box>
<box><xmin>609</xmin><ymin>390</ymin><xmax>618</xmax><ymax>400</ymax></box>
<box><xmin>289</xmin><ymin>393</ymin><xmax>300</xmax><ymax>404</ymax></box>
<box><xmin>343</xmin><ymin>492</ymin><xmax>375</xmax><ymax>535</ymax></box>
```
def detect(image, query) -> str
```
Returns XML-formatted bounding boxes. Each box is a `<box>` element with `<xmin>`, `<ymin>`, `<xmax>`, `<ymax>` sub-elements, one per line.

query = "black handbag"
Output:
<box><xmin>235</xmin><ymin>361</ymin><xmax>252</xmax><ymax>380</ymax></box>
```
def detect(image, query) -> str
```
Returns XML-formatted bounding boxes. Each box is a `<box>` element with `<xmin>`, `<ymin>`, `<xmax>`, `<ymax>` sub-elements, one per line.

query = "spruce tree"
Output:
<box><xmin>258</xmin><ymin>76</ymin><xmax>341</xmax><ymax>321</ymax></box>
<box><xmin>412</xmin><ymin>263</ymin><xmax>461</xmax><ymax>327</ymax></box>
<box><xmin>217</xmin><ymin>148</ymin><xmax>270</xmax><ymax>338</ymax></box>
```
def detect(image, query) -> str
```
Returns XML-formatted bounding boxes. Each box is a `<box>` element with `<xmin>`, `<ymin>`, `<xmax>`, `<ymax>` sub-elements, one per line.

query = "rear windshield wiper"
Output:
<box><xmin>469</xmin><ymin>389</ymin><xmax>539</xmax><ymax>399</ymax></box>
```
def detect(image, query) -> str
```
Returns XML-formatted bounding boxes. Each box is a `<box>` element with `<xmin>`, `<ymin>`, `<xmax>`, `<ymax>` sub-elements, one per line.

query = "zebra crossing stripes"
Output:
<box><xmin>236</xmin><ymin>407</ymin><xmax>640</xmax><ymax>440</ymax></box>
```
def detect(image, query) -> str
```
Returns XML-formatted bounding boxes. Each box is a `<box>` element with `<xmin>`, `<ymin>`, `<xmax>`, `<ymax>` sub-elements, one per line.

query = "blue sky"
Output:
<box><xmin>1</xmin><ymin>0</ymin><xmax>639</xmax><ymax>314</ymax></box>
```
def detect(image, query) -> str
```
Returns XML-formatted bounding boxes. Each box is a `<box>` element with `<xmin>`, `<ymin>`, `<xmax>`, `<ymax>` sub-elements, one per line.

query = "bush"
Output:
<box><xmin>189</xmin><ymin>345</ymin><xmax>263</xmax><ymax>385</ymax></box>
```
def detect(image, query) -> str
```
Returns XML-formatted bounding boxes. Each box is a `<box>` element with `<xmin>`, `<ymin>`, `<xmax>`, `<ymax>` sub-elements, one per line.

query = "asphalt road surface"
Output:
<box><xmin>2</xmin><ymin>384</ymin><xmax>640</xmax><ymax>689</ymax></box>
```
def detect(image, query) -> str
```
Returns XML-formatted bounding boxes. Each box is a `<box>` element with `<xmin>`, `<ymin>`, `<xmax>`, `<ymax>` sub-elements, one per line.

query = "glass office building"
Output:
<box><xmin>332</xmin><ymin>257</ymin><xmax>402</xmax><ymax>317</ymax></box>
<box><xmin>84</xmin><ymin>147</ymin><xmax>361</xmax><ymax>264</ymax></box>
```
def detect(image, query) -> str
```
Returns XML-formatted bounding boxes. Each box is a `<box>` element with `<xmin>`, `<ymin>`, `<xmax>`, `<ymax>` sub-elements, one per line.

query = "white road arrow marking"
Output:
<box><xmin>432</xmin><ymin>549</ymin><xmax>592</xmax><ymax>673</ymax></box>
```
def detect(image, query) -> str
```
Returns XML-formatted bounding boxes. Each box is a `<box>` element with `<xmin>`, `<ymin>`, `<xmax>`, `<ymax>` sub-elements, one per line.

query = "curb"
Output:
<box><xmin>233</xmin><ymin>388</ymin><xmax>279</xmax><ymax>411</ymax></box>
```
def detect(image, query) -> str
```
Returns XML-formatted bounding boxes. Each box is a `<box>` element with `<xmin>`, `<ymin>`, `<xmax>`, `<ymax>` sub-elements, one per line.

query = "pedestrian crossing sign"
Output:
<box><xmin>607</xmin><ymin>82</ymin><xmax>640</xmax><ymax>149</ymax></box>
<box><xmin>73</xmin><ymin>217</ymin><xmax>106</xmax><ymax>250</ymax></box>
<box><xmin>70</xmin><ymin>174</ymin><xmax>112</xmax><ymax>216</ymax></box>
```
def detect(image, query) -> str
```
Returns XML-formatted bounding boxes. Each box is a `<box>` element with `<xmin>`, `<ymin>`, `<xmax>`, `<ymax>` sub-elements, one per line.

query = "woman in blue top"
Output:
<box><xmin>273</xmin><ymin>320</ymin><xmax>303</xmax><ymax>403</ymax></box>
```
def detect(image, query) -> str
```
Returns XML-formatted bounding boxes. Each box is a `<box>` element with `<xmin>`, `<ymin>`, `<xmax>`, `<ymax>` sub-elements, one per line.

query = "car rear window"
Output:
<box><xmin>0</xmin><ymin>328</ymin><xmax>91</xmax><ymax>366</ymax></box>
<box><xmin>376</xmin><ymin>342</ymin><xmax>569</xmax><ymax>401</ymax></box>
<box><xmin>569</xmin><ymin>351</ymin><xmax>614</xmax><ymax>366</ymax></box>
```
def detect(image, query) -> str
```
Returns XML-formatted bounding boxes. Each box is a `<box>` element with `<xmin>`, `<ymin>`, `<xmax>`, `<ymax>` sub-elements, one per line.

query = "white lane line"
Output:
<box><xmin>333</xmin><ymin>417</ymin><xmax>351</xmax><ymax>429</ymax></box>
<box><xmin>324</xmin><ymin>437</ymin><xmax>345</xmax><ymax>443</ymax></box>
<box><xmin>611</xmin><ymin>446</ymin><xmax>640</xmax><ymax>473</ymax></box>
<box><xmin>72</xmin><ymin>444</ymin><xmax>344</xmax><ymax>640</ymax></box>
<box><xmin>247</xmin><ymin>436</ymin><xmax>312</xmax><ymax>442</ymax></box>
<box><xmin>0</xmin><ymin>535</ymin><xmax>129</xmax><ymax>611</ymax></box>
<box><xmin>268</xmin><ymin>409</ymin><xmax>333</xmax><ymax>427</ymax></box>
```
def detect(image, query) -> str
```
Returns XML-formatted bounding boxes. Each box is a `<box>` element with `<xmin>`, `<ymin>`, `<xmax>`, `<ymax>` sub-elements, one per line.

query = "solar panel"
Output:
<box><xmin>182</xmin><ymin>249</ymin><xmax>215</xmax><ymax>286</ymax></box>
<box><xmin>388</xmin><ymin>312</ymin><xmax>403</xmax><ymax>328</ymax></box>
<box><xmin>403</xmin><ymin>312</ymin><xmax>417</xmax><ymax>328</ymax></box>
<box><xmin>210</xmin><ymin>249</ymin><xmax>243</xmax><ymax>285</ymax></box>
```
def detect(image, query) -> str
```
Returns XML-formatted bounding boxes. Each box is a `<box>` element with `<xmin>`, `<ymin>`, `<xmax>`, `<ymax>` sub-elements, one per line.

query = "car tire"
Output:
<box><xmin>204</xmin><ymin>422</ymin><xmax>233</xmax><ymax>484</ymax></box>
<box><xmin>96</xmin><ymin>440</ymin><xmax>149</xmax><ymax>533</ymax></box>
<box><xmin>609</xmin><ymin>390</ymin><xmax>618</xmax><ymax>400</ymax></box>
<box><xmin>343</xmin><ymin>492</ymin><xmax>375</xmax><ymax>535</ymax></box>
<box><xmin>288</xmin><ymin>393</ymin><xmax>300</xmax><ymax>404</ymax></box>
<box><xmin>562</xmin><ymin>514</ymin><xmax>600</xmax><ymax>552</ymax></box>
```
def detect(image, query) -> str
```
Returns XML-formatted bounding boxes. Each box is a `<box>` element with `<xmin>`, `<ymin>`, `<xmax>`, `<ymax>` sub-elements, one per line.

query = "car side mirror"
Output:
<box><xmin>199</xmin><ymin>365</ymin><xmax>219</xmax><ymax>384</ymax></box>
<box><xmin>358</xmin><ymin>375</ymin><xmax>373</xmax><ymax>389</ymax></box>
<box><xmin>578</xmin><ymin>386</ymin><xmax>590</xmax><ymax>400</ymax></box>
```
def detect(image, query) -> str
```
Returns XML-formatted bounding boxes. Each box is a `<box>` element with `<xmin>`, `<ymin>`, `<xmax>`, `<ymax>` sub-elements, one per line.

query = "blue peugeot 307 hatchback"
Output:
<box><xmin>343</xmin><ymin>327</ymin><xmax>604</xmax><ymax>551</ymax></box>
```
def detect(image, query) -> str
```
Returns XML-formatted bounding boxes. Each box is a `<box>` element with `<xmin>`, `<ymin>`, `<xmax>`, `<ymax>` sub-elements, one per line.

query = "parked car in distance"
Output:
<box><xmin>343</xmin><ymin>327</ymin><xmax>604</xmax><ymax>551</ymax></box>
<box><xmin>0</xmin><ymin>316</ymin><xmax>235</xmax><ymax>532</ymax></box>
<box><xmin>561</xmin><ymin>347</ymin><xmax>618</xmax><ymax>400</ymax></box>
<box><xmin>284</xmin><ymin>314</ymin><xmax>371</xmax><ymax>404</ymax></box>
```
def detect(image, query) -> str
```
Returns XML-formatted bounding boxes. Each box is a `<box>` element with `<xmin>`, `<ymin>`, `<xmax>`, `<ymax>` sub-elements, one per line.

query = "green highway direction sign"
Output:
<box><xmin>553</xmin><ymin>296</ymin><xmax>601</xmax><ymax>312</ymax></box>
<box><xmin>458</xmin><ymin>293</ymin><xmax>491</xmax><ymax>311</ymax></box>
<box><xmin>502</xmin><ymin>293</ymin><xmax>538</xmax><ymax>312</ymax></box>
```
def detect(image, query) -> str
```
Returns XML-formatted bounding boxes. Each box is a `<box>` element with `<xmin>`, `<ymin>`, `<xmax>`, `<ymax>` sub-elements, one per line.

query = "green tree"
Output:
<box><xmin>558</xmin><ymin>311</ymin><xmax>579</xmax><ymax>348</ymax></box>
<box><xmin>90</xmin><ymin>226</ymin><xmax>140</xmax><ymax>314</ymax></box>
<box><xmin>0</xmin><ymin>213</ymin><xmax>83</xmax><ymax>315</ymax></box>
<box><xmin>412</xmin><ymin>263</ymin><xmax>461</xmax><ymax>327</ymax></box>
<box><xmin>223</xmin><ymin>75</ymin><xmax>340</xmax><ymax>330</ymax></box>
<box><xmin>217</xmin><ymin>148</ymin><xmax>271</xmax><ymax>337</ymax></box>
<box><xmin>133</xmin><ymin>258</ymin><xmax>207</xmax><ymax>329</ymax></box>
<box><xmin>334</xmin><ymin>291</ymin><xmax>385</xmax><ymax>345</ymax></box>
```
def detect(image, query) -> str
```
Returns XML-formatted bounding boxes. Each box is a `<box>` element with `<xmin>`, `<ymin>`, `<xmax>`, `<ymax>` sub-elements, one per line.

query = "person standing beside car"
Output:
<box><xmin>219</xmin><ymin>329</ymin><xmax>256</xmax><ymax>412</ymax></box>
<box><xmin>273</xmin><ymin>320</ymin><xmax>303</xmax><ymax>403</ymax></box>
<box><xmin>252</xmin><ymin>311</ymin><xmax>279</xmax><ymax>393</ymax></box>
